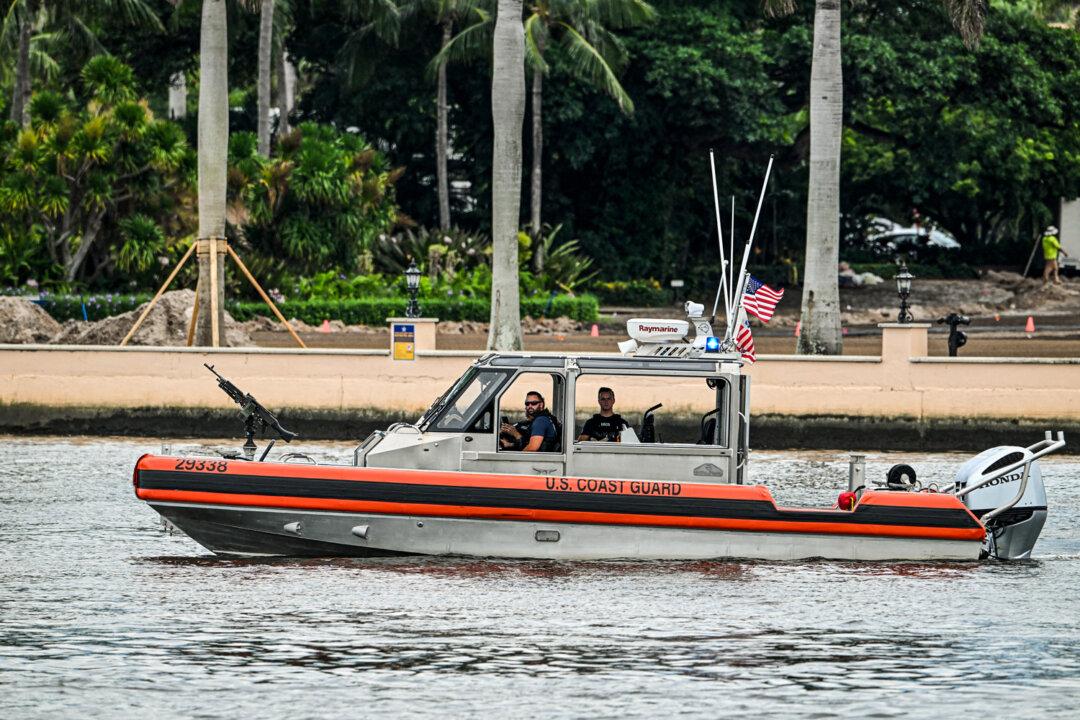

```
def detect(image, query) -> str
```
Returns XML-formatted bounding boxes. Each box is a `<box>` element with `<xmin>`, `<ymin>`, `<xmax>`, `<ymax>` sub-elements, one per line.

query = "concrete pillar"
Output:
<box><xmin>879</xmin><ymin>322</ymin><xmax>929</xmax><ymax>361</ymax></box>
<box><xmin>386</xmin><ymin>317</ymin><xmax>439</xmax><ymax>353</ymax></box>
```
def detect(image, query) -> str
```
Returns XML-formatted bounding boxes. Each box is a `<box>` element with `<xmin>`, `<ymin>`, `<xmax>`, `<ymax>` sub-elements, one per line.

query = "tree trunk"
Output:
<box><xmin>64</xmin><ymin>209</ymin><xmax>106</xmax><ymax>281</ymax></box>
<box><xmin>11</xmin><ymin>5</ymin><xmax>33</xmax><ymax>127</ymax></box>
<box><xmin>196</xmin><ymin>0</ymin><xmax>229</xmax><ymax>346</ymax></box>
<box><xmin>168</xmin><ymin>72</ymin><xmax>187</xmax><ymax>120</ymax></box>
<box><xmin>796</xmin><ymin>0</ymin><xmax>843</xmax><ymax>355</ymax></box>
<box><xmin>529</xmin><ymin>62</ymin><xmax>544</xmax><ymax>273</ymax></box>
<box><xmin>275</xmin><ymin>47</ymin><xmax>295</xmax><ymax>135</ymax></box>
<box><xmin>487</xmin><ymin>0</ymin><xmax>526</xmax><ymax>351</ymax></box>
<box><xmin>257</xmin><ymin>0</ymin><xmax>273</xmax><ymax>156</ymax></box>
<box><xmin>436</xmin><ymin>20</ymin><xmax>452</xmax><ymax>231</ymax></box>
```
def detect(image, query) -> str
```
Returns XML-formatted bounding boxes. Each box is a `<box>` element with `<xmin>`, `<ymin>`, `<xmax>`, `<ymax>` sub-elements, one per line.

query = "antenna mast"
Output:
<box><xmin>725</xmin><ymin>155</ymin><xmax>775</xmax><ymax>341</ymax></box>
<box><xmin>709</xmin><ymin>150</ymin><xmax>730</xmax><ymax>321</ymax></box>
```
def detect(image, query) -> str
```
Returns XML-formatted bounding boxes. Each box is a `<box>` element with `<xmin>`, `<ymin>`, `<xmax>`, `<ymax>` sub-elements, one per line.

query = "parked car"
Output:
<box><xmin>865</xmin><ymin>216</ymin><xmax>960</xmax><ymax>258</ymax></box>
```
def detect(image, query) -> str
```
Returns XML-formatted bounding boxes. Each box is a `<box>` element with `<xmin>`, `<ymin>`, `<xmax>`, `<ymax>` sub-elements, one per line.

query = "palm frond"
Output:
<box><xmin>762</xmin><ymin>0</ymin><xmax>797</xmax><ymax>18</ymax></box>
<box><xmin>585</xmin><ymin>0</ymin><xmax>655</xmax><ymax>30</ymax></box>
<box><xmin>557</xmin><ymin>21</ymin><xmax>634</xmax><ymax>114</ymax></box>
<box><xmin>943</xmin><ymin>0</ymin><xmax>985</xmax><ymax>49</ymax></box>
<box><xmin>582</xmin><ymin>22</ymin><xmax>627</xmax><ymax>75</ymax></box>
<box><xmin>524</xmin><ymin>12</ymin><xmax>549</xmax><ymax>73</ymax></box>
<box><xmin>426</xmin><ymin>9</ymin><xmax>492</xmax><ymax>77</ymax></box>
<box><xmin>343</xmin><ymin>0</ymin><xmax>401</xmax><ymax>45</ymax></box>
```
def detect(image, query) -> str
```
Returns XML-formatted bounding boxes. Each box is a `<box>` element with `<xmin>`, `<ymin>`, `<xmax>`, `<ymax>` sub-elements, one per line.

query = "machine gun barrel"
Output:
<box><xmin>204</xmin><ymin>364</ymin><xmax>296</xmax><ymax>442</ymax></box>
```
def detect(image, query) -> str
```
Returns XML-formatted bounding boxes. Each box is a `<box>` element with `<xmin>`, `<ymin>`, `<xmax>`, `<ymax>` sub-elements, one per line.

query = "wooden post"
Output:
<box><xmin>209</xmin><ymin>236</ymin><xmax>220</xmax><ymax>347</ymax></box>
<box><xmin>186</xmin><ymin>280</ymin><xmax>201</xmax><ymax>347</ymax></box>
<box><xmin>119</xmin><ymin>241</ymin><xmax>197</xmax><ymax>347</ymax></box>
<box><xmin>226</xmin><ymin>244</ymin><xmax>307</xmax><ymax>349</ymax></box>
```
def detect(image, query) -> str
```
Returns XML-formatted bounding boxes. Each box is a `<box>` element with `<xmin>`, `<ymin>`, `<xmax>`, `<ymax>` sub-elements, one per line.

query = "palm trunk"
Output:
<box><xmin>274</xmin><ymin>46</ymin><xmax>293</xmax><ymax>136</ymax></box>
<box><xmin>529</xmin><ymin>63</ymin><xmax>544</xmax><ymax>273</ymax></box>
<box><xmin>257</xmin><ymin>0</ymin><xmax>274</xmax><ymax>156</ymax></box>
<box><xmin>196</xmin><ymin>0</ymin><xmax>229</xmax><ymax>346</ymax></box>
<box><xmin>487</xmin><ymin>0</ymin><xmax>526</xmax><ymax>351</ymax></box>
<box><xmin>274</xmin><ymin>47</ymin><xmax>295</xmax><ymax>136</ymax></box>
<box><xmin>436</xmin><ymin>20</ymin><xmax>452</xmax><ymax>231</ymax></box>
<box><xmin>11</xmin><ymin>5</ymin><xmax>33</xmax><ymax>127</ymax></box>
<box><xmin>796</xmin><ymin>0</ymin><xmax>843</xmax><ymax>355</ymax></box>
<box><xmin>168</xmin><ymin>72</ymin><xmax>187</xmax><ymax>120</ymax></box>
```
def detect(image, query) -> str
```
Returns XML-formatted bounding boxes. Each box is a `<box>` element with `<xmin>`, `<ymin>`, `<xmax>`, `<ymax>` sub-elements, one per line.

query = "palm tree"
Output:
<box><xmin>195</xmin><ymin>0</ymin><xmax>229</xmax><ymax>345</ymax></box>
<box><xmin>765</xmin><ymin>0</ymin><xmax>984</xmax><ymax>355</ymax></box>
<box><xmin>427</xmin><ymin>0</ymin><xmax>486</xmax><ymax>230</ymax></box>
<box><xmin>522</xmin><ymin>0</ymin><xmax>653</xmax><ymax>270</ymax></box>
<box><xmin>488</xmin><ymin>0</ymin><xmax>525</xmax><ymax>350</ymax></box>
<box><xmin>437</xmin><ymin>0</ymin><xmax>654</xmax><ymax>269</ymax></box>
<box><xmin>257</xmin><ymin>0</ymin><xmax>274</xmax><ymax>156</ymax></box>
<box><xmin>4</xmin><ymin>0</ymin><xmax>161</xmax><ymax>126</ymax></box>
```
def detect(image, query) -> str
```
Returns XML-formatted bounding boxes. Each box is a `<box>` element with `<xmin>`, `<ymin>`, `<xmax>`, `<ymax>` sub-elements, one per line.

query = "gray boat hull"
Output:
<box><xmin>150</xmin><ymin>501</ymin><xmax>983</xmax><ymax>561</ymax></box>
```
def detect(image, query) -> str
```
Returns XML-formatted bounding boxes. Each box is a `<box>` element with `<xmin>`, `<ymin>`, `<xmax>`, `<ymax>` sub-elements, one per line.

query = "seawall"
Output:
<box><xmin>3</xmin><ymin>324</ymin><xmax>1079</xmax><ymax>452</ymax></box>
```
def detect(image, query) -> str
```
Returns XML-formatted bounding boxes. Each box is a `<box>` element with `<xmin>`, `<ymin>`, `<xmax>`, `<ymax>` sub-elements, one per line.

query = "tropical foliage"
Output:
<box><xmin>0</xmin><ymin>55</ymin><xmax>190</xmax><ymax>284</ymax></box>
<box><xmin>229</xmin><ymin>122</ymin><xmax>402</xmax><ymax>276</ymax></box>
<box><xmin>4</xmin><ymin>1</ymin><xmax>1080</xmax><ymax>307</ymax></box>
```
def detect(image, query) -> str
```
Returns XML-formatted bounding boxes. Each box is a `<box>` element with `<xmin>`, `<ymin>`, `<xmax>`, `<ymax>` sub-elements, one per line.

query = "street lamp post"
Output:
<box><xmin>404</xmin><ymin>261</ymin><xmax>421</xmax><ymax>319</ymax></box>
<box><xmin>895</xmin><ymin>262</ymin><xmax>914</xmax><ymax>324</ymax></box>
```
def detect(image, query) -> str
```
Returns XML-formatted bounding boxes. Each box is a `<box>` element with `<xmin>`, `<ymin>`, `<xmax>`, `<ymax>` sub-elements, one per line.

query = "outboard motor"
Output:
<box><xmin>953</xmin><ymin>446</ymin><xmax>1048</xmax><ymax>560</ymax></box>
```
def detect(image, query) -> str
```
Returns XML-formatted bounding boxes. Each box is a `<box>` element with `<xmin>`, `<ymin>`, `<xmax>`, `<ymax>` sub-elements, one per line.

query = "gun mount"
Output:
<box><xmin>204</xmin><ymin>364</ymin><xmax>297</xmax><ymax>460</ymax></box>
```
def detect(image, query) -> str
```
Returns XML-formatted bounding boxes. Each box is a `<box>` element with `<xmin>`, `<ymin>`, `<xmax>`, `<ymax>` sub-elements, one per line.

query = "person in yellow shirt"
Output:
<box><xmin>1042</xmin><ymin>225</ymin><xmax>1068</xmax><ymax>285</ymax></box>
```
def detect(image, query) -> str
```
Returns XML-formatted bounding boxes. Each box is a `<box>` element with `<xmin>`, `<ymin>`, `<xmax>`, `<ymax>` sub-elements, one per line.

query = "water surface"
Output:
<box><xmin>2</xmin><ymin>437</ymin><xmax>1079</xmax><ymax>718</ymax></box>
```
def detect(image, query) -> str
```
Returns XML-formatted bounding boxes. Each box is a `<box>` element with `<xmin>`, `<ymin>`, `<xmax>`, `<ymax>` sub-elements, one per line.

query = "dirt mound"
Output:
<box><xmin>279</xmin><ymin>317</ymin><xmax>388</xmax><ymax>334</ymax></box>
<box><xmin>0</xmin><ymin>296</ymin><xmax>63</xmax><ymax>343</ymax></box>
<box><xmin>440</xmin><ymin>319</ymin><xmax>489</xmax><ymax>334</ymax></box>
<box><xmin>50</xmin><ymin>290</ymin><xmax>253</xmax><ymax>346</ymax></box>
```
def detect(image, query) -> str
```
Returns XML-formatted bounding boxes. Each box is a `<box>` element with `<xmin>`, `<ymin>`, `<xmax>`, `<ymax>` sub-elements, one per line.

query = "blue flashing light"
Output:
<box><xmin>705</xmin><ymin>336</ymin><xmax>721</xmax><ymax>353</ymax></box>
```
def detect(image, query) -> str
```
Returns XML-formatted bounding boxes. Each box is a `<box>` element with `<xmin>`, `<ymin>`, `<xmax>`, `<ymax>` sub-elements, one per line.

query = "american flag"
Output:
<box><xmin>734</xmin><ymin>311</ymin><xmax>756</xmax><ymax>363</ymax></box>
<box><xmin>742</xmin><ymin>276</ymin><xmax>784</xmax><ymax>323</ymax></box>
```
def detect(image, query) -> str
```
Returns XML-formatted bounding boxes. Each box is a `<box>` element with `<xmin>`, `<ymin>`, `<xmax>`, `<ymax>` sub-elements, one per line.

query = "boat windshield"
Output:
<box><xmin>427</xmin><ymin>369</ymin><xmax>508</xmax><ymax>432</ymax></box>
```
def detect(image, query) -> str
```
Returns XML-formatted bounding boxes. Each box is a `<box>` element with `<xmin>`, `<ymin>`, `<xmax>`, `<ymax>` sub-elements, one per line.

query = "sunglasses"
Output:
<box><xmin>524</xmin><ymin>400</ymin><xmax>542</xmax><ymax>406</ymax></box>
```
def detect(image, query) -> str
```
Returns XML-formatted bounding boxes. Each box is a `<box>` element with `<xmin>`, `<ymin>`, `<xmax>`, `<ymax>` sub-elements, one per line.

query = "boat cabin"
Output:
<box><xmin>358</xmin><ymin>350</ymin><xmax>751</xmax><ymax>485</ymax></box>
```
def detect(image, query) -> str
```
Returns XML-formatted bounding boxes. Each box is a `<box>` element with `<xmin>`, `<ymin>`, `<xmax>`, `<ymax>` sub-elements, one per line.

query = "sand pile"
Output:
<box><xmin>277</xmin><ymin>317</ymin><xmax>387</xmax><ymax>334</ymax></box>
<box><xmin>440</xmin><ymin>319</ymin><xmax>488</xmax><ymax>334</ymax></box>
<box><xmin>51</xmin><ymin>290</ymin><xmax>253</xmax><ymax>346</ymax></box>
<box><xmin>0</xmin><ymin>296</ymin><xmax>63</xmax><ymax>343</ymax></box>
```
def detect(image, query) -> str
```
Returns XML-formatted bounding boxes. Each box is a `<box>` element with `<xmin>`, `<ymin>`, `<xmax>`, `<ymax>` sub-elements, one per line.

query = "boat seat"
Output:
<box><xmin>697</xmin><ymin>408</ymin><xmax>721</xmax><ymax>445</ymax></box>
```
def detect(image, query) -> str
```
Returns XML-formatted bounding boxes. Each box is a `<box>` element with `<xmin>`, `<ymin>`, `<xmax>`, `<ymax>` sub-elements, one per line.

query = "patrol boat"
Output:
<box><xmin>133</xmin><ymin>157</ymin><xmax>1065</xmax><ymax>562</ymax></box>
<box><xmin>132</xmin><ymin>305</ymin><xmax>1065</xmax><ymax>562</ymax></box>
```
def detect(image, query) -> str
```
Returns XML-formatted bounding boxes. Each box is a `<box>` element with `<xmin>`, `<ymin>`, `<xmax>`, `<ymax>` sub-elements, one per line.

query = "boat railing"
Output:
<box><xmin>353</xmin><ymin>430</ymin><xmax>386</xmax><ymax>467</ymax></box>
<box><xmin>952</xmin><ymin>431</ymin><xmax>1065</xmax><ymax>524</ymax></box>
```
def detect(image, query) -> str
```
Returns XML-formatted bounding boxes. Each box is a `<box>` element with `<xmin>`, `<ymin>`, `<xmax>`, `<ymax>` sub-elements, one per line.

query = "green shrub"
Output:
<box><xmin>590</xmin><ymin>279</ymin><xmax>668</xmax><ymax>307</ymax></box>
<box><xmin>229</xmin><ymin>294</ymin><xmax>599</xmax><ymax>325</ymax></box>
<box><xmin>37</xmin><ymin>293</ymin><xmax>152</xmax><ymax>321</ymax></box>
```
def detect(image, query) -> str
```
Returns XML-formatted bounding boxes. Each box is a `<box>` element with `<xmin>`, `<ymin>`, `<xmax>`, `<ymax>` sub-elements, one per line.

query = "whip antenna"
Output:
<box><xmin>709</xmin><ymin>150</ymin><xmax>730</xmax><ymax>320</ymax></box>
<box><xmin>726</xmin><ymin>155</ymin><xmax>774</xmax><ymax>340</ymax></box>
<box><xmin>729</xmin><ymin>195</ymin><xmax>735</xmax><ymax>314</ymax></box>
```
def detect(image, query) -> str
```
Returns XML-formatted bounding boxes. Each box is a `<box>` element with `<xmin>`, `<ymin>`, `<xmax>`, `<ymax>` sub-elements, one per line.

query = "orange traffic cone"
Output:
<box><xmin>1025</xmin><ymin>316</ymin><xmax>1035</xmax><ymax>335</ymax></box>
<box><xmin>590</xmin><ymin>324</ymin><xmax>600</xmax><ymax>337</ymax></box>
<box><xmin>794</xmin><ymin>321</ymin><xmax>801</xmax><ymax>338</ymax></box>
<box><xmin>320</xmin><ymin>319</ymin><xmax>331</xmax><ymax>333</ymax></box>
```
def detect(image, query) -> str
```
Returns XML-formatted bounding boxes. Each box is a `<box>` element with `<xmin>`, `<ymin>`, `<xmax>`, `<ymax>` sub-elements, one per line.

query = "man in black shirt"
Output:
<box><xmin>500</xmin><ymin>391</ymin><xmax>560</xmax><ymax>452</ymax></box>
<box><xmin>578</xmin><ymin>387</ymin><xmax>628</xmax><ymax>442</ymax></box>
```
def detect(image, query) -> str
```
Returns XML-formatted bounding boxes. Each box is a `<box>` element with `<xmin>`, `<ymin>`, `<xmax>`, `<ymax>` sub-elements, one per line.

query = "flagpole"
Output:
<box><xmin>726</xmin><ymin>155</ymin><xmax>774</xmax><ymax>341</ymax></box>
<box><xmin>709</xmin><ymin>150</ymin><xmax>730</xmax><ymax>321</ymax></box>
